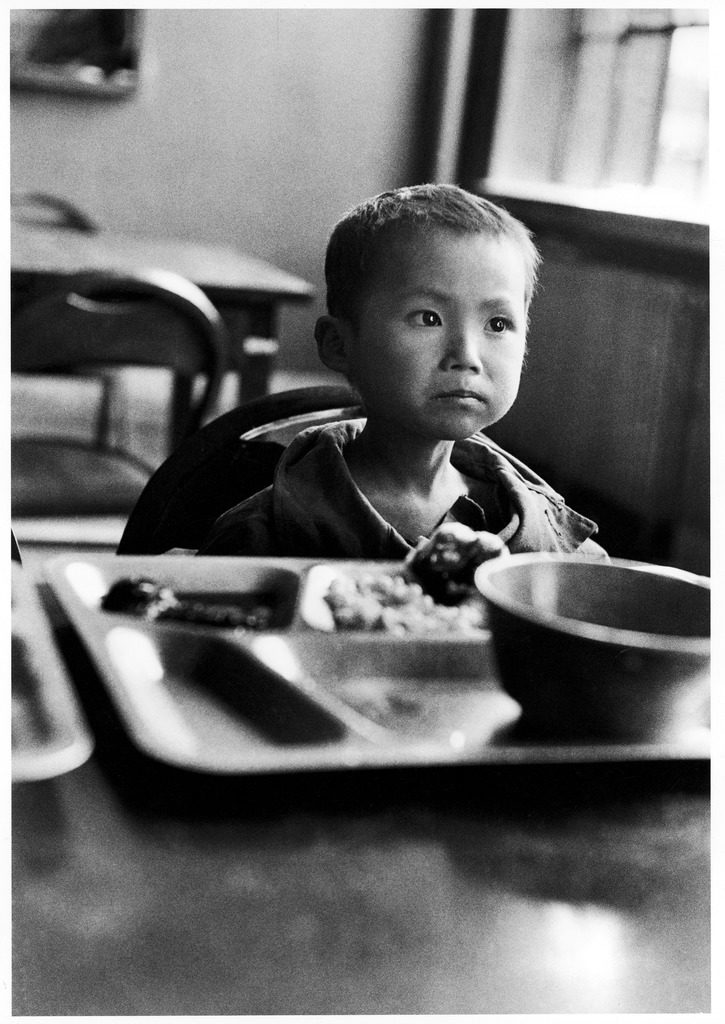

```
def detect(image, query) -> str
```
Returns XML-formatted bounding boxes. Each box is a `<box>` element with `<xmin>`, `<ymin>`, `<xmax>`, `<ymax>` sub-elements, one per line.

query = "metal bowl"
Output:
<box><xmin>474</xmin><ymin>554</ymin><xmax>710</xmax><ymax>741</ymax></box>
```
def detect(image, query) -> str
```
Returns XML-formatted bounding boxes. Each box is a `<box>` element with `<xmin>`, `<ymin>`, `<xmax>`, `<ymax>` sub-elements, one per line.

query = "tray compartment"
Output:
<box><xmin>57</xmin><ymin>556</ymin><xmax>304</xmax><ymax>631</ymax></box>
<box><xmin>298</xmin><ymin>562</ymin><xmax>490</xmax><ymax>635</ymax></box>
<box><xmin>102</xmin><ymin>623</ymin><xmax>351</xmax><ymax>749</ymax></box>
<box><xmin>13</xmin><ymin>632</ymin><xmax>56</xmax><ymax>748</ymax></box>
<box><xmin>250</xmin><ymin>632</ymin><xmax>518</xmax><ymax>746</ymax></box>
<box><xmin>12</xmin><ymin>564</ymin><xmax>93</xmax><ymax>781</ymax></box>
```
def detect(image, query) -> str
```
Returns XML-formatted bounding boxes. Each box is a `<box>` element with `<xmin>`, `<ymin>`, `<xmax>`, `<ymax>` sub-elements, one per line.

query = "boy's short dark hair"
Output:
<box><xmin>324</xmin><ymin>183</ymin><xmax>541</xmax><ymax>322</ymax></box>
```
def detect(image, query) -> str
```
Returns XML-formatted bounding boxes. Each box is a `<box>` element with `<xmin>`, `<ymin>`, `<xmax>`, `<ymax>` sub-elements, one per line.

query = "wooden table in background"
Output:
<box><xmin>11</xmin><ymin>222</ymin><xmax>315</xmax><ymax>402</ymax></box>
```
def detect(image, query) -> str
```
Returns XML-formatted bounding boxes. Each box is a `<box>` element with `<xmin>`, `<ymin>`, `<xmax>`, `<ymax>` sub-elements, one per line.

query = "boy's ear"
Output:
<box><xmin>314</xmin><ymin>315</ymin><xmax>352</xmax><ymax>376</ymax></box>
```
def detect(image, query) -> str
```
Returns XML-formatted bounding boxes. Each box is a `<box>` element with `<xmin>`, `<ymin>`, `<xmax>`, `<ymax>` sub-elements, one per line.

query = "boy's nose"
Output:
<box><xmin>441</xmin><ymin>325</ymin><xmax>484</xmax><ymax>372</ymax></box>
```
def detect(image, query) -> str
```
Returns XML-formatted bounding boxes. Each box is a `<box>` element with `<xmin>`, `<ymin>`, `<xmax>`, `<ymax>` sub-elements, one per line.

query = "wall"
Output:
<box><xmin>11</xmin><ymin>8</ymin><xmax>430</xmax><ymax>373</ymax></box>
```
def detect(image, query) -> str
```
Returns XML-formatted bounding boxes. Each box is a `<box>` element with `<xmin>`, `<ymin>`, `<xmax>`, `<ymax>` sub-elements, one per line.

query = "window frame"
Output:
<box><xmin>475</xmin><ymin>183</ymin><xmax>707</xmax><ymax>280</ymax></box>
<box><xmin>454</xmin><ymin>8</ymin><xmax>709</xmax><ymax>260</ymax></box>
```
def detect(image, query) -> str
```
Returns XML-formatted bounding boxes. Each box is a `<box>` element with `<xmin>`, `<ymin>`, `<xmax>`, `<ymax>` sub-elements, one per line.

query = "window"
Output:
<box><xmin>480</xmin><ymin>8</ymin><xmax>708</xmax><ymax>222</ymax></box>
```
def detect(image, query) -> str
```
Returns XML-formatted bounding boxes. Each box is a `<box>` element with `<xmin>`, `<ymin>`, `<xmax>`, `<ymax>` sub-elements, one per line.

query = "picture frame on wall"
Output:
<box><xmin>10</xmin><ymin>9</ymin><xmax>141</xmax><ymax>99</ymax></box>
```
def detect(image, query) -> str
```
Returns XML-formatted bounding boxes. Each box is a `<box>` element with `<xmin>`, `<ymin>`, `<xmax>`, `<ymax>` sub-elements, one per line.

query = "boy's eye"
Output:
<box><xmin>488</xmin><ymin>316</ymin><xmax>512</xmax><ymax>333</ymax></box>
<box><xmin>410</xmin><ymin>310</ymin><xmax>442</xmax><ymax>327</ymax></box>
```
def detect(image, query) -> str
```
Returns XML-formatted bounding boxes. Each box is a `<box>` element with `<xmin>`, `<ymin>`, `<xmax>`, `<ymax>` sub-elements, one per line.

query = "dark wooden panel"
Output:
<box><xmin>488</xmin><ymin>238</ymin><xmax>709</xmax><ymax>569</ymax></box>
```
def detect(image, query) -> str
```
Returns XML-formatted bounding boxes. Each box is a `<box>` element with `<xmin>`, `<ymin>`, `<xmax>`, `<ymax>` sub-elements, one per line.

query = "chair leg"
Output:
<box><xmin>95</xmin><ymin>372</ymin><xmax>115</xmax><ymax>449</ymax></box>
<box><xmin>239</xmin><ymin>338</ymin><xmax>280</xmax><ymax>405</ymax></box>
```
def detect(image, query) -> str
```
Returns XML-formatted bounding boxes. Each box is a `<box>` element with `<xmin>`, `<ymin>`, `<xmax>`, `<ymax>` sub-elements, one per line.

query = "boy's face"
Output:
<box><xmin>336</xmin><ymin>227</ymin><xmax>528</xmax><ymax>441</ymax></box>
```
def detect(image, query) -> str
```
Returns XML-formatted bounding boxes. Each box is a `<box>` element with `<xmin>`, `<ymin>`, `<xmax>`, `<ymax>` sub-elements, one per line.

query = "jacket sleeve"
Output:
<box><xmin>197</xmin><ymin>487</ymin><xmax>280</xmax><ymax>556</ymax></box>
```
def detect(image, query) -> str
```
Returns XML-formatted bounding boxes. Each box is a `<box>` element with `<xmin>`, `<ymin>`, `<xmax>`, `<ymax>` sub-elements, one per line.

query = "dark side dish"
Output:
<box><xmin>101</xmin><ymin>577</ymin><xmax>274</xmax><ymax>630</ymax></box>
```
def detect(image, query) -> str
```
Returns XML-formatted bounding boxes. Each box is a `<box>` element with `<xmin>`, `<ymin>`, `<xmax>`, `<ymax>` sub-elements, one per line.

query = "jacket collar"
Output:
<box><xmin>273</xmin><ymin>420</ymin><xmax>408</xmax><ymax>557</ymax></box>
<box><xmin>452</xmin><ymin>434</ymin><xmax>599</xmax><ymax>553</ymax></box>
<box><xmin>272</xmin><ymin>420</ymin><xmax>599</xmax><ymax>557</ymax></box>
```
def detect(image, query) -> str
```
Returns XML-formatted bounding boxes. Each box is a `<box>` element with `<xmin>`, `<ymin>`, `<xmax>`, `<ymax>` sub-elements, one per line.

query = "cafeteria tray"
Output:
<box><xmin>44</xmin><ymin>554</ymin><xmax>710</xmax><ymax>775</ymax></box>
<box><xmin>12</xmin><ymin>563</ymin><xmax>94</xmax><ymax>781</ymax></box>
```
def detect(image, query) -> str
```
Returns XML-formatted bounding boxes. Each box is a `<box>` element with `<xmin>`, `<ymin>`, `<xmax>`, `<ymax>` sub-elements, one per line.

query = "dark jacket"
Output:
<box><xmin>199</xmin><ymin>420</ymin><xmax>606</xmax><ymax>559</ymax></box>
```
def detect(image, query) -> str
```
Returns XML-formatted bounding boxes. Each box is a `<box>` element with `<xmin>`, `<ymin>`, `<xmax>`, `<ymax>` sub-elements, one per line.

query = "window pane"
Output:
<box><xmin>653</xmin><ymin>26</ymin><xmax>709</xmax><ymax>201</ymax></box>
<box><xmin>484</xmin><ymin>8</ymin><xmax>708</xmax><ymax>218</ymax></box>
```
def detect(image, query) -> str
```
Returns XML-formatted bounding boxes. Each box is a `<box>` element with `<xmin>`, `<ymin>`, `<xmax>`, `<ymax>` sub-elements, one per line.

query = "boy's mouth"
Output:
<box><xmin>435</xmin><ymin>389</ymin><xmax>485</xmax><ymax>403</ymax></box>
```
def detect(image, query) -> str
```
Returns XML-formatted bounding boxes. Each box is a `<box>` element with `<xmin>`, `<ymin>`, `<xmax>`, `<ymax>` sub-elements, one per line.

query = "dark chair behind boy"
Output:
<box><xmin>11</xmin><ymin>269</ymin><xmax>227</xmax><ymax>536</ymax></box>
<box><xmin>117</xmin><ymin>385</ymin><xmax>363</xmax><ymax>554</ymax></box>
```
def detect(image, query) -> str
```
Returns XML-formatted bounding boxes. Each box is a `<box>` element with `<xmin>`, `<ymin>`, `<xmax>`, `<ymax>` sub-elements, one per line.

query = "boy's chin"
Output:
<box><xmin>366</xmin><ymin>405</ymin><xmax>497</xmax><ymax>441</ymax></box>
<box><xmin>428</xmin><ymin>410</ymin><xmax>496</xmax><ymax>440</ymax></box>
<box><xmin>443</xmin><ymin>427</ymin><xmax>490</xmax><ymax>441</ymax></box>
<box><xmin>423</xmin><ymin>425</ymin><xmax>491</xmax><ymax>444</ymax></box>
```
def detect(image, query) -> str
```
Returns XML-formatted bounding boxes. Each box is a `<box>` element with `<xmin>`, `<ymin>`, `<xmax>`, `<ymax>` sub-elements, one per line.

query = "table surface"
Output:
<box><xmin>11</xmin><ymin>222</ymin><xmax>315</xmax><ymax>304</ymax></box>
<box><xmin>11</xmin><ymin>563</ymin><xmax>712</xmax><ymax>1016</ymax></box>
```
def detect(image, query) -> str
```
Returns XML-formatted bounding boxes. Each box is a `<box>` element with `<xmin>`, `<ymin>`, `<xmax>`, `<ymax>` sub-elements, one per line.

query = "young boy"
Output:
<box><xmin>199</xmin><ymin>183</ymin><xmax>605</xmax><ymax>562</ymax></box>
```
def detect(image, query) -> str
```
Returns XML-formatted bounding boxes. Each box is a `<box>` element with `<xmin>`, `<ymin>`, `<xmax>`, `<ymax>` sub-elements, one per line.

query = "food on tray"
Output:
<box><xmin>405</xmin><ymin>522</ymin><xmax>507</xmax><ymax>604</ymax></box>
<box><xmin>323</xmin><ymin>568</ymin><xmax>487</xmax><ymax>634</ymax></box>
<box><xmin>101</xmin><ymin>576</ymin><xmax>274</xmax><ymax>630</ymax></box>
